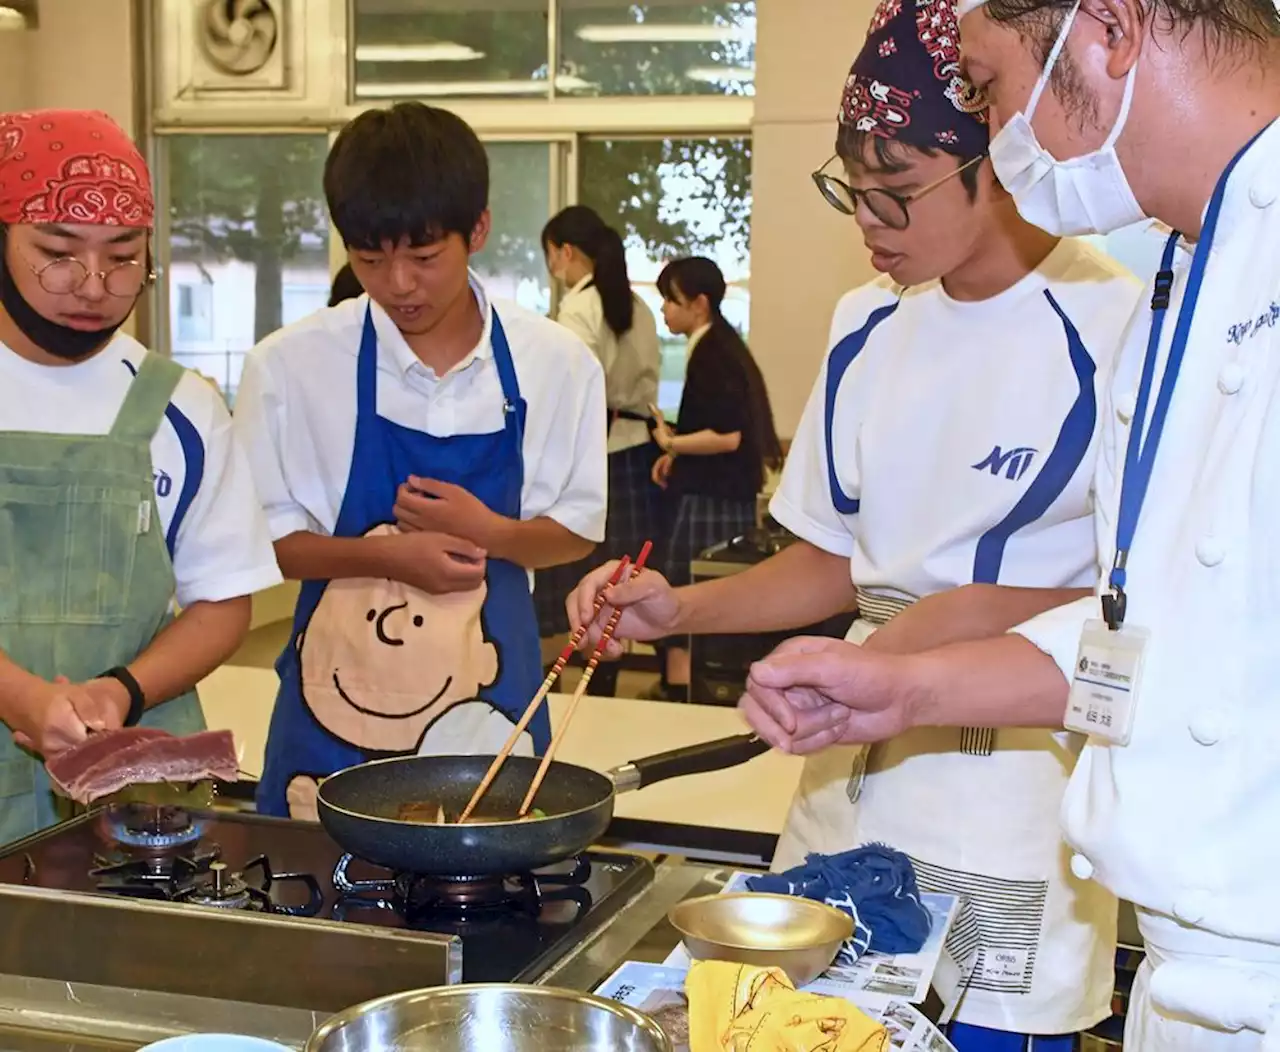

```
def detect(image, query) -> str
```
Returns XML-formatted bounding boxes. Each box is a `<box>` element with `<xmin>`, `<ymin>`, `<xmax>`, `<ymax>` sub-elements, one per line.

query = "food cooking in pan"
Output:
<box><xmin>395</xmin><ymin>801</ymin><xmax>548</xmax><ymax>824</ymax></box>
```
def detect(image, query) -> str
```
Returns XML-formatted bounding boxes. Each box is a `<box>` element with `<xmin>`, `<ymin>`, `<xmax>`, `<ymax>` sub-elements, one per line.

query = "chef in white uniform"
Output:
<box><xmin>567</xmin><ymin>3</ymin><xmax>1141</xmax><ymax>1046</ymax></box>
<box><xmin>739</xmin><ymin>2</ymin><xmax>1280</xmax><ymax>1049</ymax></box>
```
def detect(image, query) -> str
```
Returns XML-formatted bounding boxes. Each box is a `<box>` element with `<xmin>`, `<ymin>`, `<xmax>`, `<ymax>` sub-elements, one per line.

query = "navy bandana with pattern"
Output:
<box><xmin>838</xmin><ymin>0</ymin><xmax>989</xmax><ymax>157</ymax></box>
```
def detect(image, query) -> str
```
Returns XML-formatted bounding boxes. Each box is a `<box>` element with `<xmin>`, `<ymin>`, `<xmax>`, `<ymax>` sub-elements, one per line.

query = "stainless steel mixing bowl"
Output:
<box><xmin>305</xmin><ymin>983</ymin><xmax>673</xmax><ymax>1052</ymax></box>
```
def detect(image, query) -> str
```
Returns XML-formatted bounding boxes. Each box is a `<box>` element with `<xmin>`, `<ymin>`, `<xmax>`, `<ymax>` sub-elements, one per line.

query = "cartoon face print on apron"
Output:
<box><xmin>256</xmin><ymin>304</ymin><xmax>549</xmax><ymax>819</ymax></box>
<box><xmin>0</xmin><ymin>352</ymin><xmax>205</xmax><ymax>844</ymax></box>
<box><xmin>296</xmin><ymin>522</ymin><xmax>504</xmax><ymax>752</ymax></box>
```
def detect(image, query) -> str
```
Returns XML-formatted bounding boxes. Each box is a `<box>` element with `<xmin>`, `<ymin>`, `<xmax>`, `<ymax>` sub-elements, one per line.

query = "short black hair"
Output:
<box><xmin>324</xmin><ymin>102</ymin><xmax>489</xmax><ymax>251</ymax></box>
<box><xmin>835</xmin><ymin>126</ymin><xmax>984</xmax><ymax>200</ymax></box>
<box><xmin>983</xmin><ymin>0</ymin><xmax>1280</xmax><ymax>63</ymax></box>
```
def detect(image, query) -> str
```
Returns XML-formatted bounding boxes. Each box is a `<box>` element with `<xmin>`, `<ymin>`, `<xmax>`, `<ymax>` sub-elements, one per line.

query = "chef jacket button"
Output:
<box><xmin>1250</xmin><ymin>182</ymin><xmax>1278</xmax><ymax>209</ymax></box>
<box><xmin>1174</xmin><ymin>890</ymin><xmax>1210</xmax><ymax>925</ymax></box>
<box><xmin>1189</xmin><ymin>712</ymin><xmax>1225</xmax><ymax>746</ymax></box>
<box><xmin>1218</xmin><ymin>364</ymin><xmax>1246</xmax><ymax>395</ymax></box>
<box><xmin>1115</xmin><ymin>391</ymin><xmax>1137</xmax><ymax>423</ymax></box>
<box><xmin>1195</xmin><ymin>537</ymin><xmax>1226</xmax><ymax>567</ymax></box>
<box><xmin>1070</xmin><ymin>853</ymin><xmax>1094</xmax><ymax>881</ymax></box>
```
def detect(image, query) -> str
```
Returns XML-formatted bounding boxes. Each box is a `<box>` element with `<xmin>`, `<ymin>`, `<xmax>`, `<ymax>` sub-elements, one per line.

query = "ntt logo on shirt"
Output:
<box><xmin>972</xmin><ymin>445</ymin><xmax>1038</xmax><ymax>482</ymax></box>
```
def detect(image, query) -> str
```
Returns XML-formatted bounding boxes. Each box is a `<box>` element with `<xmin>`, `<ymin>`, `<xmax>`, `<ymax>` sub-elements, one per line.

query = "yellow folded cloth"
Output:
<box><xmin>686</xmin><ymin>960</ymin><xmax>888</xmax><ymax>1052</ymax></box>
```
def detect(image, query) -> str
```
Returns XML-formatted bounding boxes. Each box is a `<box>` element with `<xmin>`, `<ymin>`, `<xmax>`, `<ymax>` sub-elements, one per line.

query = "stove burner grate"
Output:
<box><xmin>331</xmin><ymin>854</ymin><xmax>595</xmax><ymax>922</ymax></box>
<box><xmin>90</xmin><ymin>851</ymin><xmax>325</xmax><ymax>916</ymax></box>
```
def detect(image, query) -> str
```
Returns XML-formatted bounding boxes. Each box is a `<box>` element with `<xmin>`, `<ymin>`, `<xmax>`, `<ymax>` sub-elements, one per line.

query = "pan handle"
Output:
<box><xmin>609</xmin><ymin>733</ymin><xmax>770</xmax><ymax>792</ymax></box>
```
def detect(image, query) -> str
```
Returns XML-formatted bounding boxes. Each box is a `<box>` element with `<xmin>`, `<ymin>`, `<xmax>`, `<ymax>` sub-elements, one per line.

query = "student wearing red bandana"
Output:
<box><xmin>0</xmin><ymin>110</ymin><xmax>280</xmax><ymax>840</ymax></box>
<box><xmin>570</xmin><ymin>1</ymin><xmax>1143</xmax><ymax>1047</ymax></box>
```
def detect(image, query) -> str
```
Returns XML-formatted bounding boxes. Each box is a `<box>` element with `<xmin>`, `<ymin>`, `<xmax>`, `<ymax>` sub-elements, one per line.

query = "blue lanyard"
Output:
<box><xmin>1105</xmin><ymin>126</ymin><xmax>1270</xmax><ymax>629</ymax></box>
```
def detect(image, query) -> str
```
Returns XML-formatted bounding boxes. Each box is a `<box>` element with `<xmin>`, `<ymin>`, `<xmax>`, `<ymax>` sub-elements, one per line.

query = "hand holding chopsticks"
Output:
<box><xmin>456</xmin><ymin>546</ymin><xmax>648</xmax><ymax>824</ymax></box>
<box><xmin>517</xmin><ymin>541</ymin><xmax>652</xmax><ymax>817</ymax></box>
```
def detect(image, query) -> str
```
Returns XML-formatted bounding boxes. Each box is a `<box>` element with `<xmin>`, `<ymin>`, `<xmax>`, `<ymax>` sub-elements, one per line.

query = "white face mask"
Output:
<box><xmin>988</xmin><ymin>0</ymin><xmax>1145</xmax><ymax>236</ymax></box>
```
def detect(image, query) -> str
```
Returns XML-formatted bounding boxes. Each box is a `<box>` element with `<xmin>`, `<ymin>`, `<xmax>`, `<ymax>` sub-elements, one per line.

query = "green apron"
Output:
<box><xmin>0</xmin><ymin>351</ymin><xmax>205</xmax><ymax>844</ymax></box>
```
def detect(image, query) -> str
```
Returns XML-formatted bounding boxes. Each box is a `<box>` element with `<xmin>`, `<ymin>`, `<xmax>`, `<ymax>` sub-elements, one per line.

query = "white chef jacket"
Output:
<box><xmin>555</xmin><ymin>275</ymin><xmax>660</xmax><ymax>454</ymax></box>
<box><xmin>1015</xmin><ymin>121</ymin><xmax>1280</xmax><ymax>1046</ymax></box>
<box><xmin>233</xmin><ymin>275</ymin><xmax>608</xmax><ymax>583</ymax></box>
<box><xmin>770</xmin><ymin>237</ymin><xmax>1142</xmax><ymax>1035</ymax></box>
<box><xmin>0</xmin><ymin>335</ymin><xmax>281</xmax><ymax>606</ymax></box>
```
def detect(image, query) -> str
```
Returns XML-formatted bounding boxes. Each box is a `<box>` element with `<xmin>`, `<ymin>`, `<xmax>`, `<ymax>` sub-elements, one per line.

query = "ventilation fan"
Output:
<box><xmin>198</xmin><ymin>0</ymin><xmax>280</xmax><ymax>77</ymax></box>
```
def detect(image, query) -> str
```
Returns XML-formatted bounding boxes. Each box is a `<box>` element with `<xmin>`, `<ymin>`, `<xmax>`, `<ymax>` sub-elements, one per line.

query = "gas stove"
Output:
<box><xmin>0</xmin><ymin>807</ymin><xmax>655</xmax><ymax>988</ymax></box>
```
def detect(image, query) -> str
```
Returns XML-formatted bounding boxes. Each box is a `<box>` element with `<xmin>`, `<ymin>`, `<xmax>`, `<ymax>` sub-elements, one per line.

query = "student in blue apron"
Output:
<box><xmin>0</xmin><ymin>109</ymin><xmax>281</xmax><ymax>842</ymax></box>
<box><xmin>568</xmin><ymin>1</ymin><xmax>1143</xmax><ymax>1045</ymax></box>
<box><xmin>233</xmin><ymin>102</ymin><xmax>607</xmax><ymax>821</ymax></box>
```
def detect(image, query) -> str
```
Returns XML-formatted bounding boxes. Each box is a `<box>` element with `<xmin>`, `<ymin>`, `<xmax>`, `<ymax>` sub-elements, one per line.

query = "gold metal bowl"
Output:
<box><xmin>669</xmin><ymin>892</ymin><xmax>854</xmax><ymax>987</ymax></box>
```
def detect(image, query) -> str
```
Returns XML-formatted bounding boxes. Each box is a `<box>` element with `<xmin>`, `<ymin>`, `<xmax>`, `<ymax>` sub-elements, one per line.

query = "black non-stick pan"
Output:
<box><xmin>316</xmin><ymin>733</ymin><xmax>769</xmax><ymax>877</ymax></box>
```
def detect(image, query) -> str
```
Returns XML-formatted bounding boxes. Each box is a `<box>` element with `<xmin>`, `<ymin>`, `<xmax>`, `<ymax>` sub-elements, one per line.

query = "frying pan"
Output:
<box><xmin>316</xmin><ymin>733</ymin><xmax>770</xmax><ymax>876</ymax></box>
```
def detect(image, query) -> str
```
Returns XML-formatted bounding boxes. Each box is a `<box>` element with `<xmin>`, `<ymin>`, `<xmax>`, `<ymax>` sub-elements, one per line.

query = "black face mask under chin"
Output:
<box><xmin>0</xmin><ymin>244</ymin><xmax>127</xmax><ymax>362</ymax></box>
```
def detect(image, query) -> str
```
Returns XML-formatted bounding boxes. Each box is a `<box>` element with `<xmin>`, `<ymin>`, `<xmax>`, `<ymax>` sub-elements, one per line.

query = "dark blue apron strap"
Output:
<box><xmin>356</xmin><ymin>303</ymin><xmax>380</xmax><ymax>423</ymax></box>
<box><xmin>824</xmin><ymin>301</ymin><xmax>899</xmax><ymax>515</ymax></box>
<box><xmin>489</xmin><ymin>308</ymin><xmax>526</xmax><ymax>504</ymax></box>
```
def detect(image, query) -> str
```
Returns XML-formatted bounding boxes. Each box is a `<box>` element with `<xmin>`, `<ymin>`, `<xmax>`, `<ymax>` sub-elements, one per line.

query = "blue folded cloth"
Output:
<box><xmin>746</xmin><ymin>843</ymin><xmax>932</xmax><ymax>964</ymax></box>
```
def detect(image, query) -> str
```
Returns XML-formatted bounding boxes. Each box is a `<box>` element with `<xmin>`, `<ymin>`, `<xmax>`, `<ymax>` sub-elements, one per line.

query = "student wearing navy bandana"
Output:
<box><xmin>569</xmin><ymin>1</ymin><xmax>1142</xmax><ymax>1047</ymax></box>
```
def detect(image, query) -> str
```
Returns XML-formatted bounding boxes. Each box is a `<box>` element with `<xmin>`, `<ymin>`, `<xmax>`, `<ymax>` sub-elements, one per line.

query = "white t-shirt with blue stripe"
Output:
<box><xmin>773</xmin><ymin>237</ymin><xmax>1141</xmax><ymax>601</ymax></box>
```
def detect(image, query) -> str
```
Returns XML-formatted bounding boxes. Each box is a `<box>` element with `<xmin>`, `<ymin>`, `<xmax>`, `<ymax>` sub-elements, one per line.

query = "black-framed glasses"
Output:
<box><xmin>811</xmin><ymin>152</ymin><xmax>988</xmax><ymax>230</ymax></box>
<box><xmin>19</xmin><ymin>253</ymin><xmax>155</xmax><ymax>298</ymax></box>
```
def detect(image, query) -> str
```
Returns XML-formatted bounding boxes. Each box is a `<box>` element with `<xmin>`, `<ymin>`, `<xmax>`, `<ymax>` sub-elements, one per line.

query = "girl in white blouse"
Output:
<box><xmin>537</xmin><ymin>207</ymin><xmax>662</xmax><ymax>695</ymax></box>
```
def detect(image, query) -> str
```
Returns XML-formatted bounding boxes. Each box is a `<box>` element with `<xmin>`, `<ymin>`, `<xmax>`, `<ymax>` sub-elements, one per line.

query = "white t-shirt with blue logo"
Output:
<box><xmin>0</xmin><ymin>334</ymin><xmax>281</xmax><ymax>608</ymax></box>
<box><xmin>769</xmin><ymin>237</ymin><xmax>1142</xmax><ymax>1036</ymax></box>
<box><xmin>774</xmin><ymin>237</ymin><xmax>1141</xmax><ymax>600</ymax></box>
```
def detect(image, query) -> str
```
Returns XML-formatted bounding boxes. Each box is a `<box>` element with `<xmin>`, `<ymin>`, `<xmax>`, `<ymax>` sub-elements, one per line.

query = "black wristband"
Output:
<box><xmin>99</xmin><ymin>666</ymin><xmax>146</xmax><ymax>727</ymax></box>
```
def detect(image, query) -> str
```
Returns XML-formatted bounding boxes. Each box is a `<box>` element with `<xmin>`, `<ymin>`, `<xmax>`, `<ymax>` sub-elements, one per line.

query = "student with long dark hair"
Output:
<box><xmin>647</xmin><ymin>256</ymin><xmax>781</xmax><ymax>699</ymax></box>
<box><xmin>538</xmin><ymin>206</ymin><xmax>661</xmax><ymax>694</ymax></box>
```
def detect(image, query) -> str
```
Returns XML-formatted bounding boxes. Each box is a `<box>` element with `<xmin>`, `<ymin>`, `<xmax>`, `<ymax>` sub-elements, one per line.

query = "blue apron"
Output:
<box><xmin>256</xmin><ymin>304</ymin><xmax>549</xmax><ymax>817</ymax></box>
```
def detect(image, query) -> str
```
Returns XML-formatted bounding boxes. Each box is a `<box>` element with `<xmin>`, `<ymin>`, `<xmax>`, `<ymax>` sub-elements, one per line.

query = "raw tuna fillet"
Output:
<box><xmin>46</xmin><ymin>727</ymin><xmax>170</xmax><ymax>796</ymax></box>
<box><xmin>47</xmin><ymin>728</ymin><xmax>239</xmax><ymax>805</ymax></box>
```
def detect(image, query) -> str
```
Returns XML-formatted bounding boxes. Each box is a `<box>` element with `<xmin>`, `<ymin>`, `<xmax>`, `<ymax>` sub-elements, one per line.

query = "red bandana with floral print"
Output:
<box><xmin>0</xmin><ymin>109</ymin><xmax>154</xmax><ymax>228</ymax></box>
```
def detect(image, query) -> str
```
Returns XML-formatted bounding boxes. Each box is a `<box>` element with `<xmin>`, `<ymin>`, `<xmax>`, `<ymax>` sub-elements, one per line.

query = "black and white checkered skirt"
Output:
<box><xmin>662</xmin><ymin>493</ymin><xmax>758</xmax><ymax>589</ymax></box>
<box><xmin>533</xmin><ymin>442</ymin><xmax>664</xmax><ymax>637</ymax></box>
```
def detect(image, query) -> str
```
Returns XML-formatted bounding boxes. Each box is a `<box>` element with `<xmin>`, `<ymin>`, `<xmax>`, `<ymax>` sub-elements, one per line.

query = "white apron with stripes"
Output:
<box><xmin>771</xmin><ymin>593</ymin><xmax>1118</xmax><ymax>1036</ymax></box>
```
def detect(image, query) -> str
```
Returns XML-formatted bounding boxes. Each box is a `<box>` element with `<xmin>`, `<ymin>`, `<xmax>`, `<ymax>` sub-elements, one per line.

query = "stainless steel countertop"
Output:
<box><xmin>0</xmin><ymin>856</ymin><xmax>730</xmax><ymax>1051</ymax></box>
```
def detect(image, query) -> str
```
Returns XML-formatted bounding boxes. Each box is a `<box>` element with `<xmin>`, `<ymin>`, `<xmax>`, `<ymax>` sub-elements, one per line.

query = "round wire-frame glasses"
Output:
<box><xmin>811</xmin><ymin>152</ymin><xmax>988</xmax><ymax>230</ymax></box>
<box><xmin>23</xmin><ymin>254</ymin><xmax>155</xmax><ymax>298</ymax></box>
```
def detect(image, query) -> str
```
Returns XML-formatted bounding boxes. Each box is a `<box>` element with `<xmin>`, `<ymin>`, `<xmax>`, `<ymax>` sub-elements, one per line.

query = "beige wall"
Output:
<box><xmin>0</xmin><ymin>0</ymin><xmax>135</xmax><ymax>129</ymax></box>
<box><xmin>750</xmin><ymin>0</ymin><xmax>880</xmax><ymax>438</ymax></box>
<box><xmin>0</xmin><ymin>30</ymin><xmax>28</xmax><ymax>112</ymax></box>
<box><xmin>0</xmin><ymin>0</ymin><xmax>139</xmax><ymax>337</ymax></box>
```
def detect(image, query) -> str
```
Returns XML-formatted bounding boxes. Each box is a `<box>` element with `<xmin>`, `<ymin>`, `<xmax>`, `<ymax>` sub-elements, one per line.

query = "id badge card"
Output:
<box><xmin>1065</xmin><ymin>619</ymin><xmax>1148</xmax><ymax>746</ymax></box>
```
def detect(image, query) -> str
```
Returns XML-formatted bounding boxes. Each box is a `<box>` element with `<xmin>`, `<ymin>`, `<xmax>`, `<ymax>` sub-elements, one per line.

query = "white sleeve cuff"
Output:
<box><xmin>769</xmin><ymin>491</ymin><xmax>855</xmax><ymax>558</ymax></box>
<box><xmin>544</xmin><ymin>505</ymin><xmax>605</xmax><ymax>544</ymax></box>
<box><xmin>176</xmin><ymin>564</ymin><xmax>284</xmax><ymax>606</ymax></box>
<box><xmin>266</xmin><ymin>508</ymin><xmax>313</xmax><ymax>543</ymax></box>
<box><xmin>1011</xmin><ymin>594</ymin><xmax>1099</xmax><ymax>678</ymax></box>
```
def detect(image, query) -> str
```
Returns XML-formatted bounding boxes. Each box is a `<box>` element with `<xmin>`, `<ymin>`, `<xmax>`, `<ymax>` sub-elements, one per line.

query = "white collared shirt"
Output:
<box><xmin>1016</xmin><ymin>120</ymin><xmax>1280</xmax><ymax>949</ymax></box>
<box><xmin>686</xmin><ymin>323</ymin><xmax>712</xmax><ymax>359</ymax></box>
<box><xmin>554</xmin><ymin>275</ymin><xmax>660</xmax><ymax>454</ymax></box>
<box><xmin>0</xmin><ymin>335</ymin><xmax>282</xmax><ymax>606</ymax></box>
<box><xmin>233</xmin><ymin>276</ymin><xmax>608</xmax><ymax>581</ymax></box>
